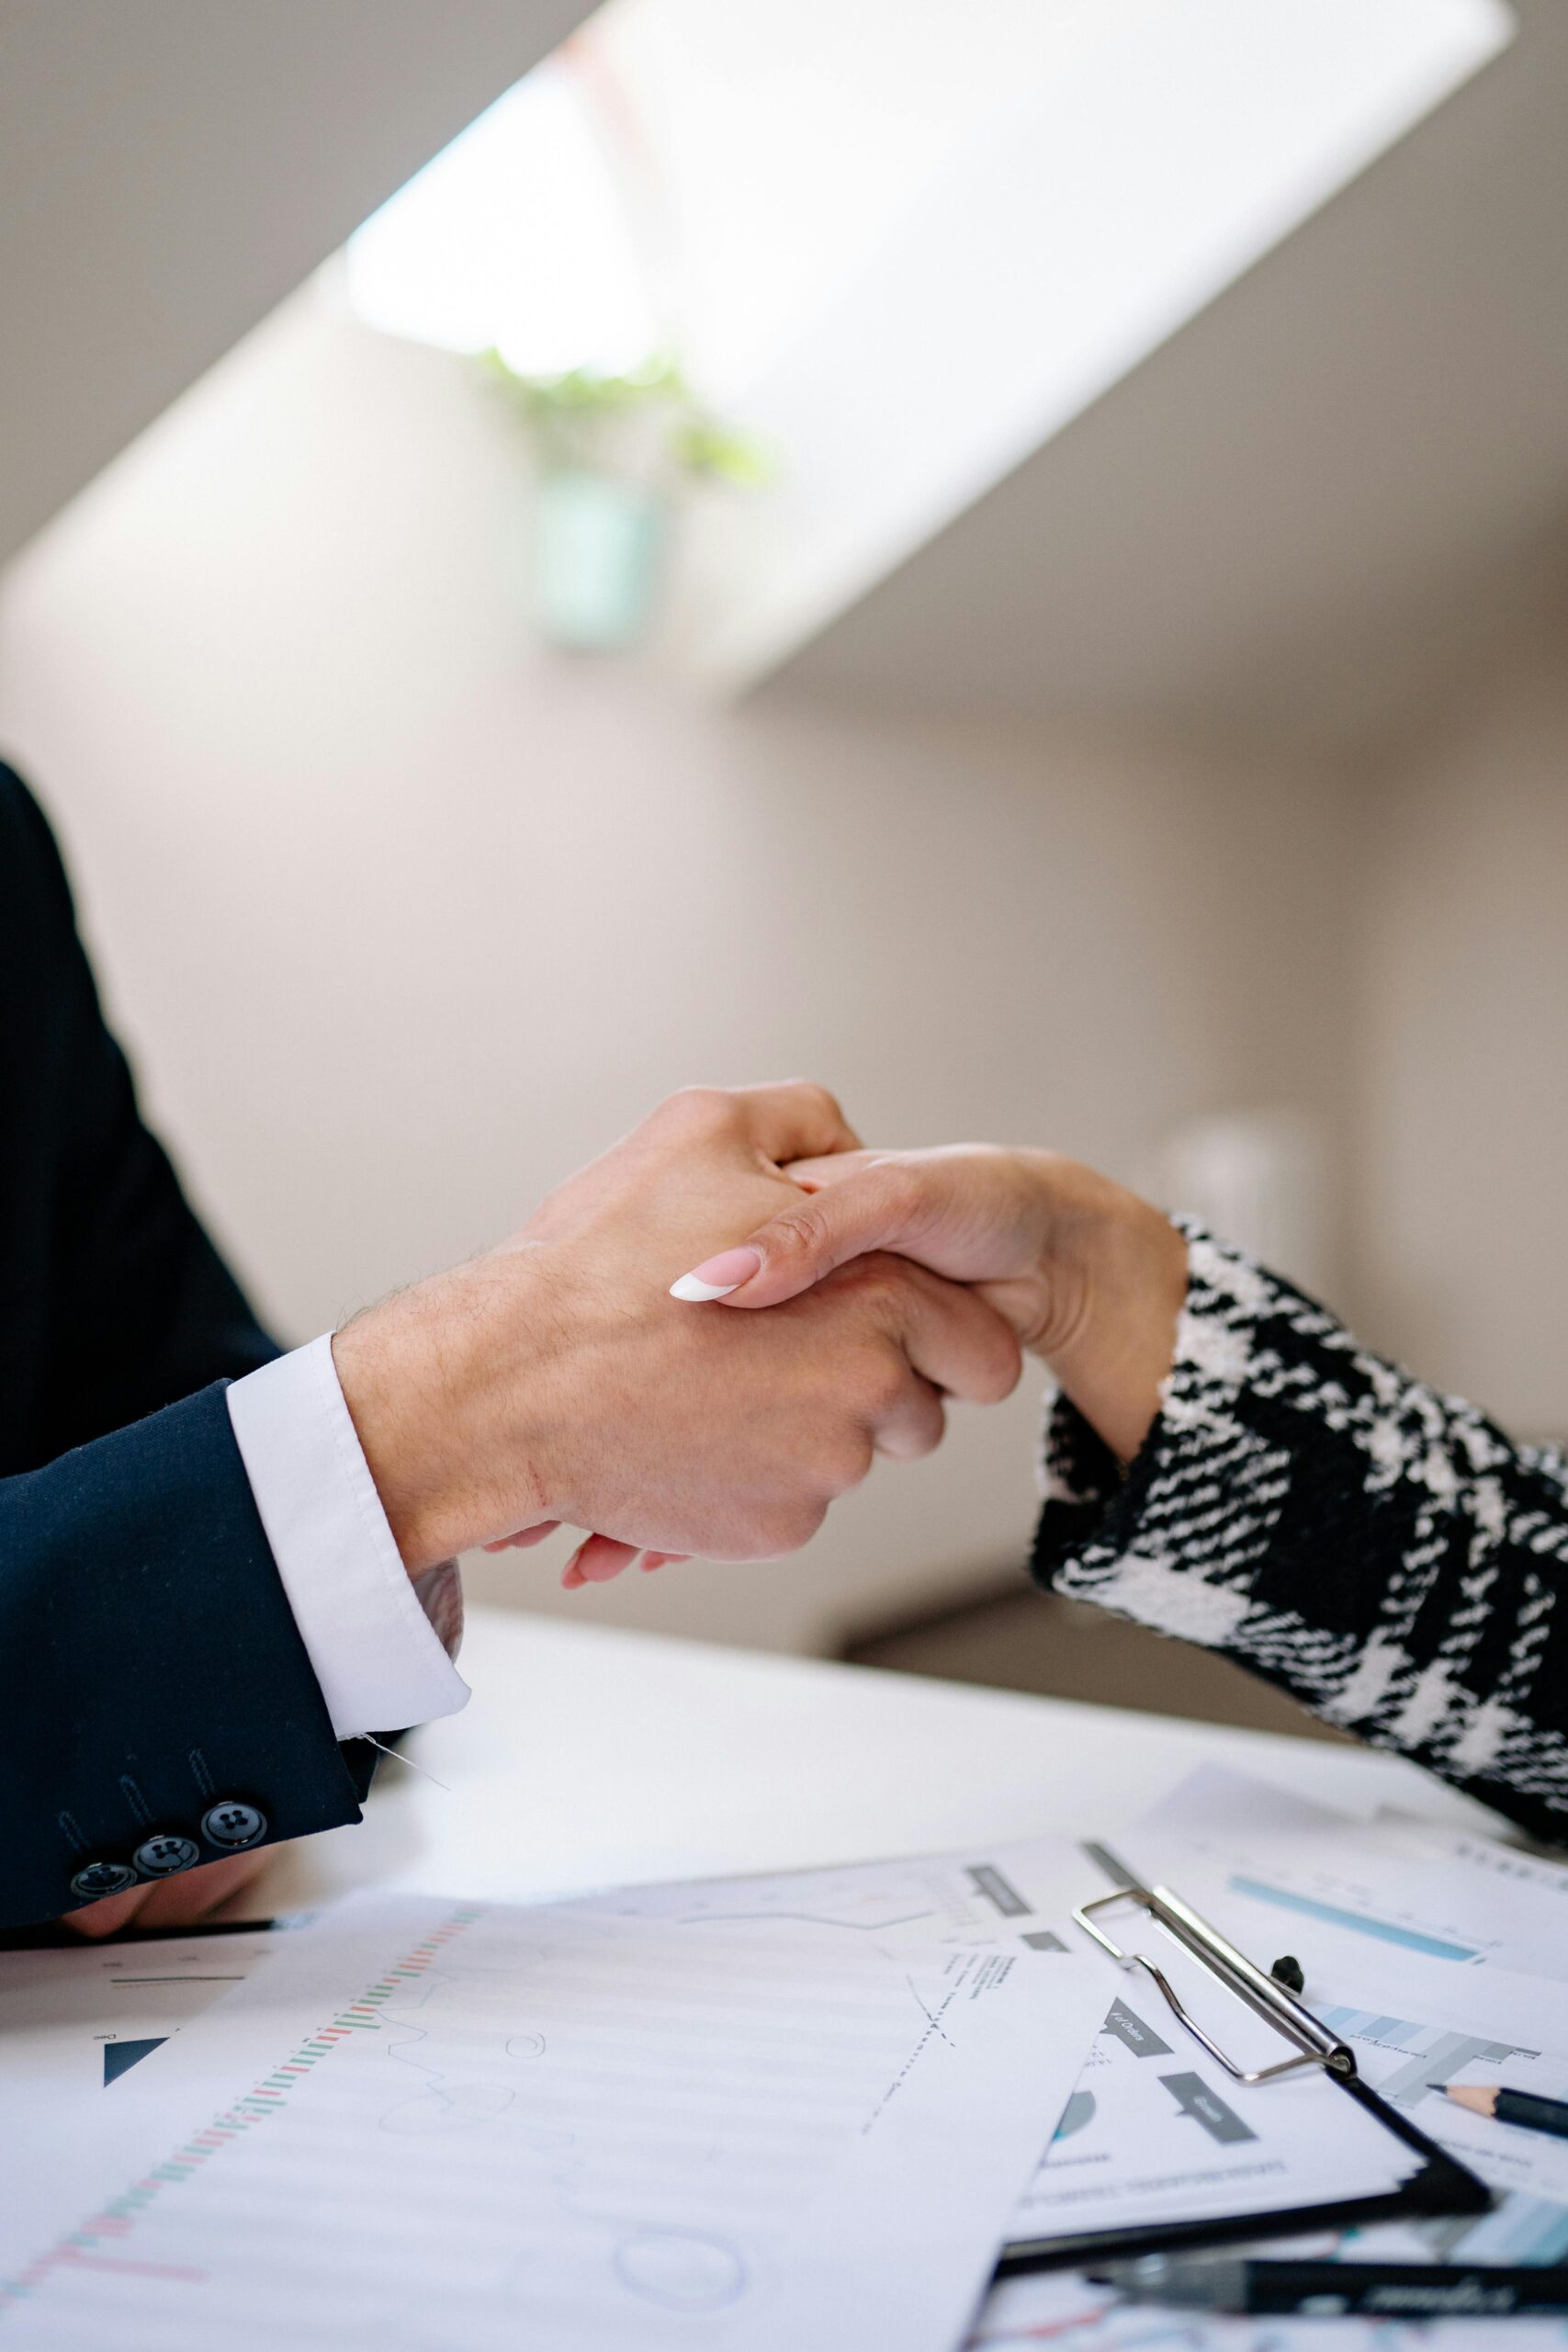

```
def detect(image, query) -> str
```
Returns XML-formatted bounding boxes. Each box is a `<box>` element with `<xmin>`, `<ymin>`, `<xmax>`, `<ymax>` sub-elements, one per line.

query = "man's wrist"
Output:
<box><xmin>227</xmin><ymin>1336</ymin><xmax>473</xmax><ymax>1735</ymax></box>
<box><xmin>332</xmin><ymin>1251</ymin><xmax>558</xmax><ymax>1574</ymax></box>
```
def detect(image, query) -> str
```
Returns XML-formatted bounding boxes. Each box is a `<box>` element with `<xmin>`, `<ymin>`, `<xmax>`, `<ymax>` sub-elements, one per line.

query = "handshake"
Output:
<box><xmin>70</xmin><ymin>1081</ymin><xmax>1186</xmax><ymax>1938</ymax></box>
<box><xmin>334</xmin><ymin>1082</ymin><xmax>1188</xmax><ymax>1587</ymax></box>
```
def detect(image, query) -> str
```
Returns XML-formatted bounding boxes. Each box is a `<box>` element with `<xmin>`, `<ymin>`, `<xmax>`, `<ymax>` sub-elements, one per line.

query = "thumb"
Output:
<box><xmin>669</xmin><ymin>1157</ymin><xmax>922</xmax><ymax>1309</ymax></box>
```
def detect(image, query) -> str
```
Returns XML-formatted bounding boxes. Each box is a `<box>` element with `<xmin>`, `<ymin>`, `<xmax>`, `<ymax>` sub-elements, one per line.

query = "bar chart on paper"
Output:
<box><xmin>1128</xmin><ymin>1762</ymin><xmax>1568</xmax><ymax>1980</ymax></box>
<box><xmin>1225</xmin><ymin>1876</ymin><xmax>1483</xmax><ymax>1963</ymax></box>
<box><xmin>1324</xmin><ymin>2007</ymin><xmax>1568</xmax><ymax>2268</ymax></box>
<box><xmin>0</xmin><ymin>1880</ymin><xmax>1108</xmax><ymax>2352</ymax></box>
<box><xmin>1318</xmin><ymin>2004</ymin><xmax>1537</xmax><ymax>2105</ymax></box>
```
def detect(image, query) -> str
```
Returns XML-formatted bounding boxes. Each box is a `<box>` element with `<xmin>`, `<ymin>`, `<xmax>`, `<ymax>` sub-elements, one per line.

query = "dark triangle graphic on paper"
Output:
<box><xmin>104</xmin><ymin>2035</ymin><xmax>168</xmax><ymax>2086</ymax></box>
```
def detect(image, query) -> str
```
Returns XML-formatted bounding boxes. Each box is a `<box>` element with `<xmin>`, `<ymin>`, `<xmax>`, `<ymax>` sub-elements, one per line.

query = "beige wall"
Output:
<box><xmin>0</xmin><ymin>290</ymin><xmax>1359</xmax><ymax>1653</ymax></box>
<box><xmin>1352</xmin><ymin>606</ymin><xmax>1568</xmax><ymax>1439</ymax></box>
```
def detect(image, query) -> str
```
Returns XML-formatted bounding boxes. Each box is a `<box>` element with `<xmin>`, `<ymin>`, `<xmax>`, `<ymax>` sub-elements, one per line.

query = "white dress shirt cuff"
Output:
<box><xmin>226</xmin><ymin>1334</ymin><xmax>470</xmax><ymax>1742</ymax></box>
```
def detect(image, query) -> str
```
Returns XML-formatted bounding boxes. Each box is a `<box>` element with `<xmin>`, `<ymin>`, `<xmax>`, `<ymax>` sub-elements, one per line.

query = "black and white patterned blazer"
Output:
<box><xmin>1032</xmin><ymin>1220</ymin><xmax>1568</xmax><ymax>1847</ymax></box>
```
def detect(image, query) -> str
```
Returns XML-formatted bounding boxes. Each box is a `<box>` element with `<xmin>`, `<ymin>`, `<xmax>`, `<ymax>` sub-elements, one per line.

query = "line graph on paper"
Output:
<box><xmin>1</xmin><ymin>1903</ymin><xmax>784</xmax><ymax>2334</ymax></box>
<box><xmin>1</xmin><ymin>1883</ymin><xmax>1093</xmax><ymax>2351</ymax></box>
<box><xmin>570</xmin><ymin>1845</ymin><xmax>1074</xmax><ymax>1955</ymax></box>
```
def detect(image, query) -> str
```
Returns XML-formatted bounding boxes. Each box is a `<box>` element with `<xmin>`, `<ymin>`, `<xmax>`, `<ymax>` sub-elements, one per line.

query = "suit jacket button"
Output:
<box><xmin>133</xmin><ymin>1833</ymin><xmax>201</xmax><ymax>1878</ymax></box>
<box><xmin>70</xmin><ymin>1859</ymin><xmax>138</xmax><ymax>1902</ymax></box>
<box><xmin>201</xmin><ymin>1801</ymin><xmax>267</xmax><ymax>1851</ymax></box>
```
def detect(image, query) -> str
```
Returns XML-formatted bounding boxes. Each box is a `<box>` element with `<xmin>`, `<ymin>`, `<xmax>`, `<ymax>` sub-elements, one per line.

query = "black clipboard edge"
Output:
<box><xmin>995</xmin><ymin>2073</ymin><xmax>1488</xmax><ymax>2277</ymax></box>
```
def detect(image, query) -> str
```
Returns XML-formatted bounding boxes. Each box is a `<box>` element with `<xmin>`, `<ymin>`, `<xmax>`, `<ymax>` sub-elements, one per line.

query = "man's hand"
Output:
<box><xmin>332</xmin><ymin>1087</ymin><xmax>1021</xmax><ymax>1580</ymax></box>
<box><xmin>670</xmin><ymin>1145</ymin><xmax>1186</xmax><ymax>1464</ymax></box>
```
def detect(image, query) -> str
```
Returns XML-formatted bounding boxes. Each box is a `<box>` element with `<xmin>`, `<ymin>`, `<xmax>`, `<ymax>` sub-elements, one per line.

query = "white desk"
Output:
<box><xmin>260</xmin><ymin>1605</ymin><xmax>1495</xmax><ymax>1916</ymax></box>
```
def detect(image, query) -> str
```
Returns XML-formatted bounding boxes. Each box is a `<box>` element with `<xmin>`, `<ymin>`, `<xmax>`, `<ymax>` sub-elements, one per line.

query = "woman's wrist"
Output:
<box><xmin>1027</xmin><ymin>1164</ymin><xmax>1187</xmax><ymax>1463</ymax></box>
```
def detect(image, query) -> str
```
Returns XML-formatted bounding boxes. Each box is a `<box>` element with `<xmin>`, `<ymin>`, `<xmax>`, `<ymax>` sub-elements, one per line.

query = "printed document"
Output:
<box><xmin>1128</xmin><ymin>1762</ymin><xmax>1568</xmax><ymax>1979</ymax></box>
<box><xmin>0</xmin><ymin>1868</ymin><xmax>1106</xmax><ymax>2351</ymax></box>
<box><xmin>0</xmin><ymin>1927</ymin><xmax>276</xmax><ymax>2100</ymax></box>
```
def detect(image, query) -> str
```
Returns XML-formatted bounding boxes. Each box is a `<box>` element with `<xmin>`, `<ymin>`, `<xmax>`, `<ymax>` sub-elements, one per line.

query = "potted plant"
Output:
<box><xmin>483</xmin><ymin>351</ymin><xmax>767</xmax><ymax>650</ymax></box>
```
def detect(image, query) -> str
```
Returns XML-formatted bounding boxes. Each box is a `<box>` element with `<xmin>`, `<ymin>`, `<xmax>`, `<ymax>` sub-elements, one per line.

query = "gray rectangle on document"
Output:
<box><xmin>1160</xmin><ymin>2070</ymin><xmax>1257</xmax><ymax>2144</ymax></box>
<box><xmin>967</xmin><ymin>1864</ymin><xmax>1030</xmax><ymax>1918</ymax></box>
<box><xmin>1102</xmin><ymin>1996</ymin><xmax>1173</xmax><ymax>2056</ymax></box>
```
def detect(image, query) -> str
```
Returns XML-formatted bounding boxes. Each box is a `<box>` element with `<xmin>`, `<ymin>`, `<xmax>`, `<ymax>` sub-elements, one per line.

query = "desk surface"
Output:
<box><xmin>260</xmin><ymin>1606</ymin><xmax>1494</xmax><ymax>1915</ymax></box>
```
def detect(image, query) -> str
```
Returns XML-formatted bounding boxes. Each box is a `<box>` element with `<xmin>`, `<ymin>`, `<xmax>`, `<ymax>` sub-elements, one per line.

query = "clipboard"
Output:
<box><xmin>997</xmin><ymin>1841</ymin><xmax>1489</xmax><ymax>2276</ymax></box>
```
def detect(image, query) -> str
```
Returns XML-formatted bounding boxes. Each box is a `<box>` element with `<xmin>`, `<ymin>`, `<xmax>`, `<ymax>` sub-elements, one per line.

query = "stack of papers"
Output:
<box><xmin>971</xmin><ymin>1763</ymin><xmax>1568</xmax><ymax>2351</ymax></box>
<box><xmin>6</xmin><ymin>1764</ymin><xmax>1568</xmax><ymax>2349</ymax></box>
<box><xmin>0</xmin><ymin>1845</ymin><xmax>1108</xmax><ymax>2351</ymax></box>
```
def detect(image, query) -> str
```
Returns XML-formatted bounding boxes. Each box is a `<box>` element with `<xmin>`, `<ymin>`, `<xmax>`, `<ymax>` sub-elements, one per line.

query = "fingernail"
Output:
<box><xmin>669</xmin><ymin>1247</ymin><xmax>761</xmax><ymax>1302</ymax></box>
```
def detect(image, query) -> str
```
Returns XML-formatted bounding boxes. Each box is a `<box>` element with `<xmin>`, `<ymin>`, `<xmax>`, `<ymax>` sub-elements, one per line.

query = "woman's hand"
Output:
<box><xmin>670</xmin><ymin>1146</ymin><xmax>1186</xmax><ymax>1463</ymax></box>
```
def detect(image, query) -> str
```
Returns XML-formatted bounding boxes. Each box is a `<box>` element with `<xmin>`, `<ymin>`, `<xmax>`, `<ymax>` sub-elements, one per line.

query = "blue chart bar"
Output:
<box><xmin>1317</xmin><ymin>2006</ymin><xmax>1528</xmax><ymax>2103</ymax></box>
<box><xmin>1320</xmin><ymin>2005</ymin><xmax>1433</xmax><ymax>2052</ymax></box>
<box><xmin>1227</xmin><ymin>1875</ymin><xmax>1480</xmax><ymax>1962</ymax></box>
<box><xmin>1481</xmin><ymin>2194</ymin><xmax>1568</xmax><ymax>2266</ymax></box>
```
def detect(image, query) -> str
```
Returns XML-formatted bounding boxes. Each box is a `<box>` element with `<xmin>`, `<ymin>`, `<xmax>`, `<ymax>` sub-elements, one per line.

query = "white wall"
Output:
<box><xmin>0</xmin><ymin>290</ymin><xmax>1359</xmax><ymax>1652</ymax></box>
<box><xmin>1352</xmin><ymin>604</ymin><xmax>1568</xmax><ymax>1438</ymax></box>
<box><xmin>0</xmin><ymin>0</ymin><xmax>588</xmax><ymax>563</ymax></box>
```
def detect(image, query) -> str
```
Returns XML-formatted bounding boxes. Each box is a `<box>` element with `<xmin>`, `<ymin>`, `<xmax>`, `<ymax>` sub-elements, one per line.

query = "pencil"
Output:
<box><xmin>1433</xmin><ymin>2083</ymin><xmax>1568</xmax><ymax>2142</ymax></box>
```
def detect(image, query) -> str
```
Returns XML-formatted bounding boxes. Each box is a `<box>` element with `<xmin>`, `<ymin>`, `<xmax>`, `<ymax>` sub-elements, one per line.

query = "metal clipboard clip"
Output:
<box><xmin>1073</xmin><ymin>1840</ymin><xmax>1359</xmax><ymax>2088</ymax></box>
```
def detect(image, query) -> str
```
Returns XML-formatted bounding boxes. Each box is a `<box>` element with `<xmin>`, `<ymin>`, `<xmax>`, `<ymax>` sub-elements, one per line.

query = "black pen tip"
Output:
<box><xmin>1427</xmin><ymin>2083</ymin><xmax>1450</xmax><ymax>2095</ymax></box>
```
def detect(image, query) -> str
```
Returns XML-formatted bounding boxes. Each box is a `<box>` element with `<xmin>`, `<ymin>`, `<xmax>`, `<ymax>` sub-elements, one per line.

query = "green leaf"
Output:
<box><xmin>478</xmin><ymin>348</ymin><xmax>770</xmax><ymax>487</ymax></box>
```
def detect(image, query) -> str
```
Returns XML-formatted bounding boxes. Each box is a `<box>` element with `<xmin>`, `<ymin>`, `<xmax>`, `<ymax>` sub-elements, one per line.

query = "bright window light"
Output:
<box><xmin>341</xmin><ymin>0</ymin><xmax>1513</xmax><ymax>685</ymax></box>
<box><xmin>343</xmin><ymin>0</ymin><xmax>1073</xmax><ymax>391</ymax></box>
<box><xmin>344</xmin><ymin>56</ymin><xmax>658</xmax><ymax>378</ymax></box>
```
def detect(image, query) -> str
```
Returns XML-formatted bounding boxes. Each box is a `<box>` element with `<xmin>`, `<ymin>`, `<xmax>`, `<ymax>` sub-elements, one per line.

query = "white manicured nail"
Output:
<box><xmin>669</xmin><ymin>1247</ymin><xmax>761</xmax><ymax>1303</ymax></box>
<box><xmin>669</xmin><ymin>1272</ymin><xmax>742</xmax><ymax>1302</ymax></box>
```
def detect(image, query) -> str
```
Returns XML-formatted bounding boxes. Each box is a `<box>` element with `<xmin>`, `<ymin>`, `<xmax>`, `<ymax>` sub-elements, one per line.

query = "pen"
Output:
<box><xmin>1434</xmin><ymin>2083</ymin><xmax>1568</xmax><ymax>2141</ymax></box>
<box><xmin>1092</xmin><ymin>2254</ymin><xmax>1568</xmax><ymax>2317</ymax></box>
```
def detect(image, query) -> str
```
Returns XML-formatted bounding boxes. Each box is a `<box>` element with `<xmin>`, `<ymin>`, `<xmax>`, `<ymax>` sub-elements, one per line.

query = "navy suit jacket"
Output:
<box><xmin>1</xmin><ymin>765</ymin><xmax>369</xmax><ymax>1928</ymax></box>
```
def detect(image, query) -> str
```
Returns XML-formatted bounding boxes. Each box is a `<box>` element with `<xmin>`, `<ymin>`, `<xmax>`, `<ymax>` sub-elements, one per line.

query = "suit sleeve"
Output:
<box><xmin>6</xmin><ymin>772</ymin><xmax>278</xmax><ymax>1457</ymax></box>
<box><xmin>1032</xmin><ymin>1220</ymin><xmax>1568</xmax><ymax>1847</ymax></box>
<box><xmin>0</xmin><ymin>767</ymin><xmax>367</xmax><ymax>1928</ymax></box>
<box><xmin>3</xmin><ymin>1385</ymin><xmax>367</xmax><ymax>1928</ymax></box>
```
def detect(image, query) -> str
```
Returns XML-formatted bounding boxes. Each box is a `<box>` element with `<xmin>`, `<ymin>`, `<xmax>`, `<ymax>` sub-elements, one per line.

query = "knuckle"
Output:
<box><xmin>971</xmin><ymin>1324</ymin><xmax>1023</xmax><ymax>1404</ymax></box>
<box><xmin>659</xmin><ymin>1085</ymin><xmax>734</xmax><ymax>1134</ymax></box>
<box><xmin>835</xmin><ymin>1443</ymin><xmax>875</xmax><ymax>1497</ymax></box>
<box><xmin>836</xmin><ymin>1250</ymin><xmax>906</xmax><ymax>1307</ymax></box>
<box><xmin>791</xmin><ymin>1078</ymin><xmax>845</xmax><ymax>1125</ymax></box>
<box><xmin>862</xmin><ymin>1351</ymin><xmax>912</xmax><ymax>1421</ymax></box>
<box><xmin>987</xmin><ymin>1322</ymin><xmax>1025</xmax><ymax>1399</ymax></box>
<box><xmin>815</xmin><ymin>1425</ymin><xmax>874</xmax><ymax>1497</ymax></box>
<box><xmin>867</xmin><ymin>1158</ymin><xmax>923</xmax><ymax>1225</ymax></box>
<box><xmin>881</xmin><ymin>1402</ymin><xmax>944</xmax><ymax>1461</ymax></box>
<box><xmin>761</xmin><ymin>1498</ymin><xmax>828</xmax><ymax>1555</ymax></box>
<box><xmin>916</xmin><ymin>1405</ymin><xmax>948</xmax><ymax>1457</ymax></box>
<box><xmin>767</xmin><ymin>1201</ymin><xmax>831</xmax><ymax>1263</ymax></box>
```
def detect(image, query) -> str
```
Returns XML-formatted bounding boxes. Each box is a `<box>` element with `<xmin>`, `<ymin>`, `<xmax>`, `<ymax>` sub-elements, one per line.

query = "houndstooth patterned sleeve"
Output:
<box><xmin>1031</xmin><ymin>1218</ymin><xmax>1568</xmax><ymax>1845</ymax></box>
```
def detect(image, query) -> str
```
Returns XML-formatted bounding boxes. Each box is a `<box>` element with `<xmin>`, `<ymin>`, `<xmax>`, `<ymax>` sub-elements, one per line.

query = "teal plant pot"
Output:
<box><xmin>530</xmin><ymin>468</ymin><xmax>666</xmax><ymax>650</ymax></box>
